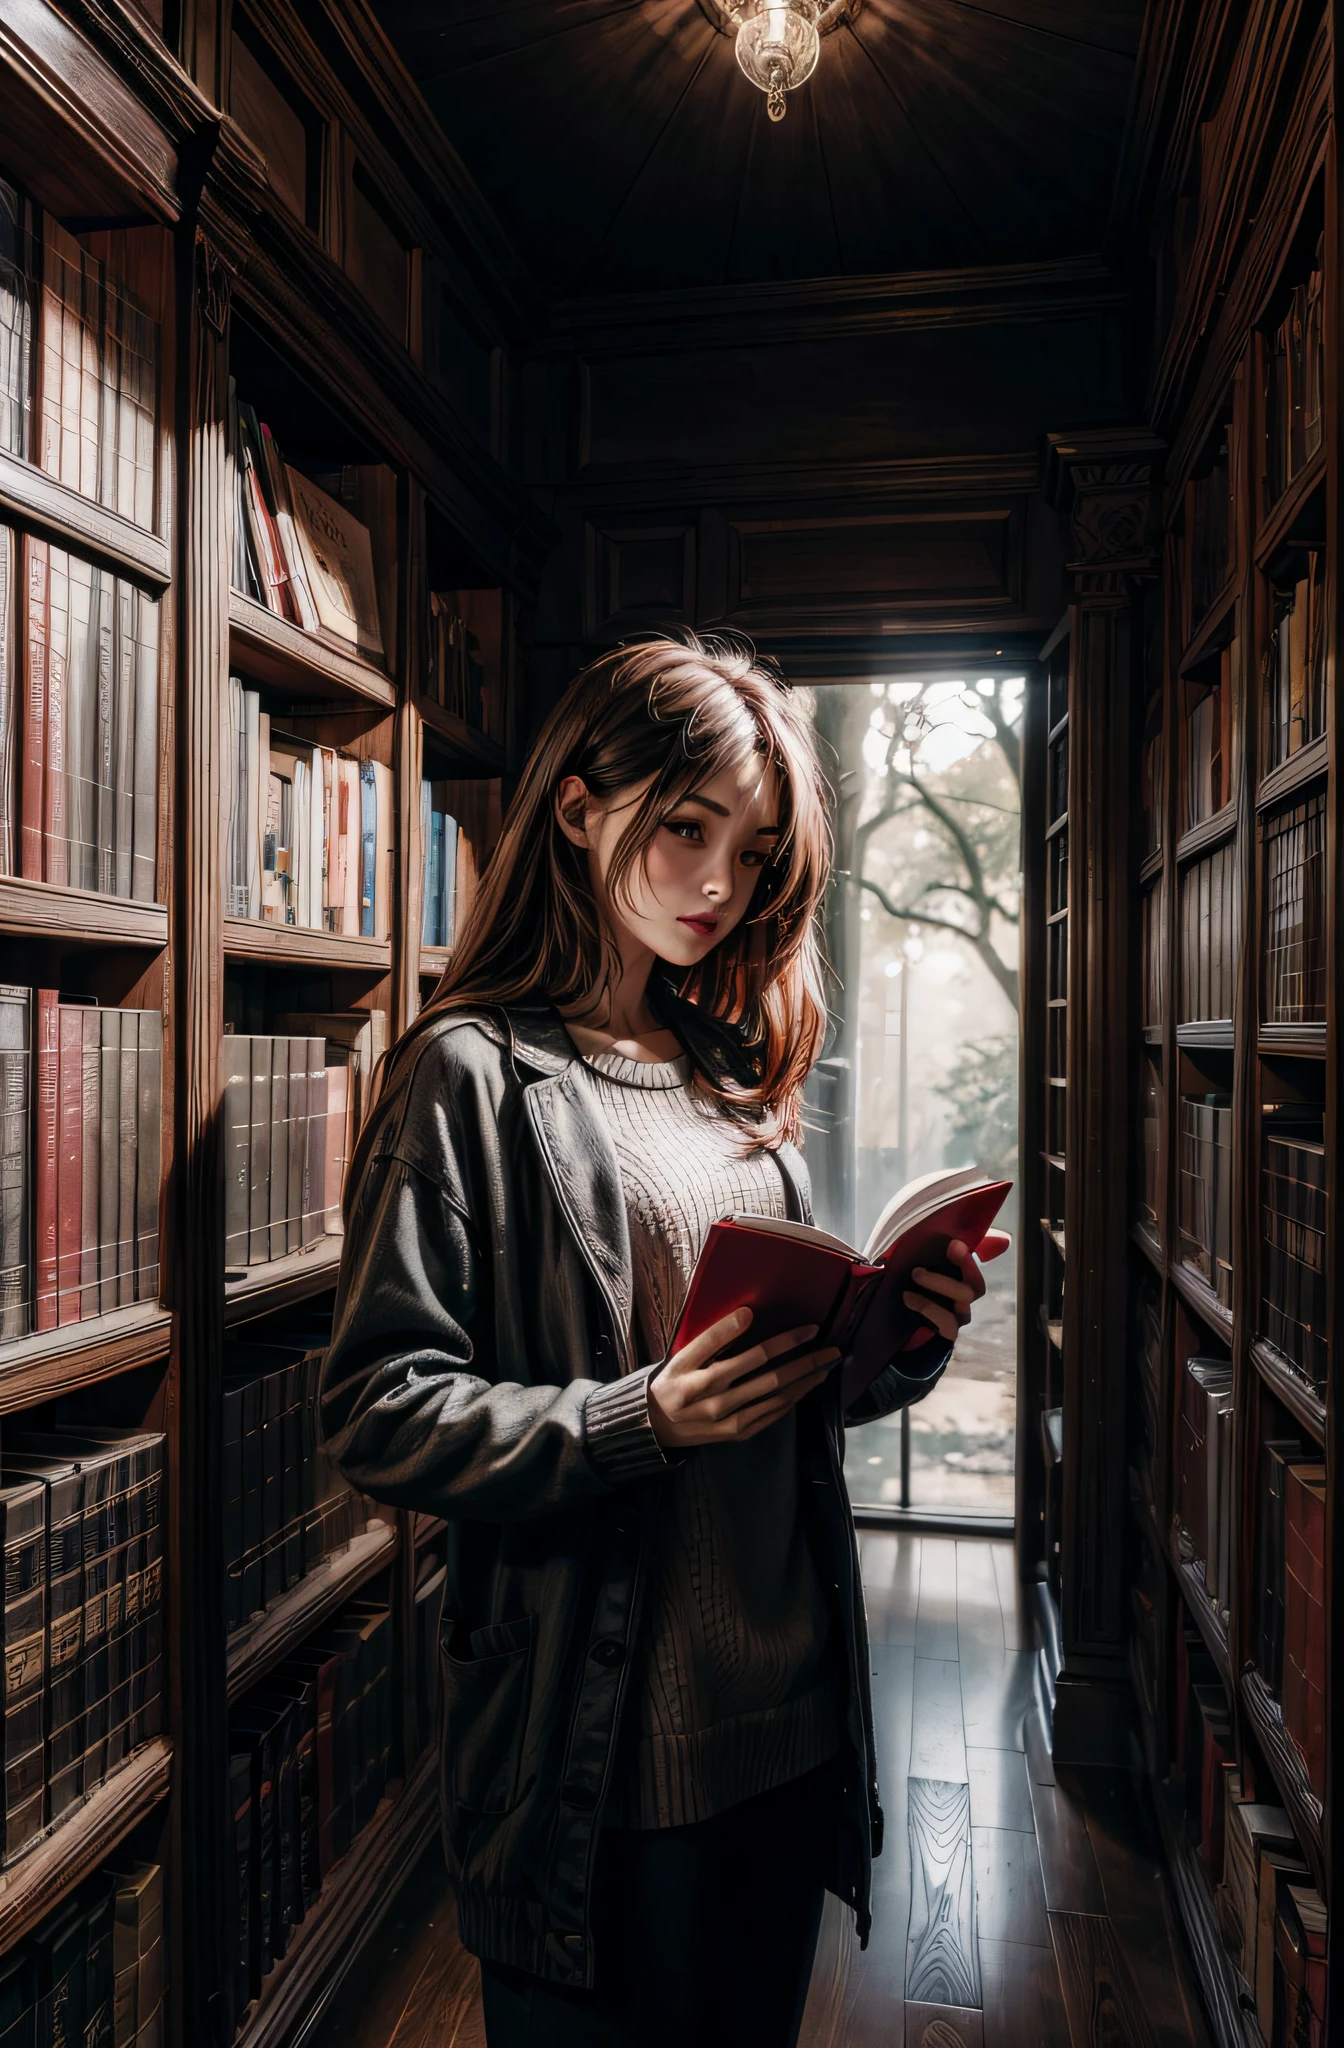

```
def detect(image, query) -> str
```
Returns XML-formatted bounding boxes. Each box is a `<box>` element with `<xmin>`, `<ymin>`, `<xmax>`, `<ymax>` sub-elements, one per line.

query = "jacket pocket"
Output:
<box><xmin>440</xmin><ymin>1612</ymin><xmax>536</xmax><ymax>1815</ymax></box>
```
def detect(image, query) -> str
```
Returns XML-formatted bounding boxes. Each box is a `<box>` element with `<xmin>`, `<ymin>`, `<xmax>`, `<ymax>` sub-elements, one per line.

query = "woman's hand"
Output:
<box><xmin>901</xmin><ymin>1239</ymin><xmax>986</xmax><ymax>1352</ymax></box>
<box><xmin>647</xmin><ymin>1309</ymin><xmax>840</xmax><ymax>1451</ymax></box>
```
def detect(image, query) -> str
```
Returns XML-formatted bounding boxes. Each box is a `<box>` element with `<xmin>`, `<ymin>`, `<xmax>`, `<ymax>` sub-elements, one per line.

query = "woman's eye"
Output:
<box><xmin>665</xmin><ymin>819</ymin><xmax>702</xmax><ymax>842</ymax></box>
<box><xmin>741</xmin><ymin>850</ymin><xmax>767</xmax><ymax>868</ymax></box>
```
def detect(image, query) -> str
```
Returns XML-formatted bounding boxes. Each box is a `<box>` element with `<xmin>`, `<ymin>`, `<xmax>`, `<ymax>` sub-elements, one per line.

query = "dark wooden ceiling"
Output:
<box><xmin>376</xmin><ymin>0</ymin><xmax>1144</xmax><ymax>299</ymax></box>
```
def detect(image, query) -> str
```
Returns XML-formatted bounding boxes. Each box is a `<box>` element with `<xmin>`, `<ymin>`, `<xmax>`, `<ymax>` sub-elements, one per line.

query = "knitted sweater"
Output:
<box><xmin>580</xmin><ymin>1045</ymin><xmax>842</xmax><ymax>1830</ymax></box>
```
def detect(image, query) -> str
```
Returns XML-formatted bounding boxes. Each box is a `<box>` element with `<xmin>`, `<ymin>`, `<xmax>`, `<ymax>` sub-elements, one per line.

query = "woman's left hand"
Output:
<box><xmin>901</xmin><ymin>1239</ymin><xmax>986</xmax><ymax>1352</ymax></box>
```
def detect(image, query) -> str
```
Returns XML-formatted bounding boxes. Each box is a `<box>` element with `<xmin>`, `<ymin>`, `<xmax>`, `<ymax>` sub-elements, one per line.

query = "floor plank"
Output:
<box><xmin>915</xmin><ymin>1539</ymin><xmax>961</xmax><ymax>1662</ymax></box>
<box><xmin>910</xmin><ymin>1658</ymin><xmax>969</xmax><ymax>1782</ymax></box>
<box><xmin>797</xmin><ymin>1891</ymin><xmax>854</xmax><ymax>2048</ymax></box>
<box><xmin>316</xmin><ymin>1844</ymin><xmax>461</xmax><ymax>2048</ymax></box>
<box><xmin>843</xmin><ymin>1644</ymin><xmax>916</xmax><ymax>2037</ymax></box>
<box><xmin>979</xmin><ymin>1937</ymin><xmax>1072</xmax><ymax>2048</ymax></box>
<box><xmin>970</xmin><ymin>1826</ymin><xmax>1050</xmax><ymax>1947</ymax></box>
<box><xmin>861</xmin><ymin>1530</ymin><xmax>921</xmax><ymax>1648</ymax></box>
<box><xmin>990</xmin><ymin>1543</ymin><xmax>1035</xmax><ymax>1651</ymax></box>
<box><xmin>1024</xmin><ymin>1716</ymin><xmax>1107</xmax><ymax>1916</ymax></box>
<box><xmin>1049</xmin><ymin>1910</ymin><xmax>1158</xmax><ymax>2048</ymax></box>
<box><xmin>906</xmin><ymin>1779</ymin><xmax>981</xmax><ymax>2010</ymax></box>
<box><xmin>958</xmin><ymin>1646</ymin><xmax>1034</xmax><ymax>1752</ymax></box>
<box><xmin>966</xmin><ymin>1748</ymin><xmax>1034</xmax><ymax>1833</ymax></box>
<box><xmin>955</xmin><ymin>1540</ymin><xmax>1004</xmax><ymax>1654</ymax></box>
<box><xmin>903</xmin><ymin>2000</ymin><xmax>986</xmax><ymax>2047</ymax></box>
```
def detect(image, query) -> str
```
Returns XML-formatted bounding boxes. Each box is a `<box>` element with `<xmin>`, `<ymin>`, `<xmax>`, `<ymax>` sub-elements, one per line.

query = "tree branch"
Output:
<box><xmin>859</xmin><ymin>876</ymin><xmax>1019</xmax><ymax>1011</ymax></box>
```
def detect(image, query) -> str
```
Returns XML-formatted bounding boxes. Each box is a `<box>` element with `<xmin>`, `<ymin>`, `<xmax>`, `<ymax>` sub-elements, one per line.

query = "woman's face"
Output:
<box><xmin>558</xmin><ymin>754</ymin><xmax>782</xmax><ymax>970</ymax></box>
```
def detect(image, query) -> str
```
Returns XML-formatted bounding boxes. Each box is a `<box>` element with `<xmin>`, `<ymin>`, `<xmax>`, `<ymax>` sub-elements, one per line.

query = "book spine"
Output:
<box><xmin>21</xmin><ymin>534</ymin><xmax>47</xmax><ymax>878</ymax></box>
<box><xmin>33</xmin><ymin>989</ymin><xmax>59</xmax><ymax>1330</ymax></box>
<box><xmin>0</xmin><ymin>985</ymin><xmax>31</xmax><ymax>1340</ymax></box>
<box><xmin>303</xmin><ymin>1040</ymin><xmax>326</xmax><ymax>1248</ymax></box>
<box><xmin>131</xmin><ymin>588</ymin><xmax>158</xmax><ymax>902</ymax></box>
<box><xmin>117</xmin><ymin>1009</ymin><xmax>138</xmax><ymax>1307</ymax></box>
<box><xmin>98</xmin><ymin>1006</ymin><xmax>121</xmax><ymax>1313</ymax></box>
<box><xmin>359</xmin><ymin>762</ymin><xmax>375</xmax><ymax>939</ymax></box>
<box><xmin>222</xmin><ymin>1385</ymin><xmax>245</xmax><ymax>1634</ymax></box>
<box><xmin>0</xmin><ymin>524</ymin><xmax>13</xmax><ymax>876</ymax></box>
<box><xmin>94</xmin><ymin>566</ymin><xmax>115</xmax><ymax>893</ymax></box>
<box><xmin>43</xmin><ymin>544</ymin><xmax>68</xmax><ymax>886</ymax></box>
<box><xmin>269</xmin><ymin>1039</ymin><xmax>290</xmax><ymax>1262</ymax></box>
<box><xmin>135</xmin><ymin>1006</ymin><xmax>161</xmax><ymax>1302</ymax></box>
<box><xmin>223</xmin><ymin>1036</ymin><xmax>251</xmax><ymax>1270</ymax></box>
<box><xmin>55</xmin><ymin>1003</ymin><xmax>83</xmax><ymax>1326</ymax></box>
<box><xmin>247</xmin><ymin>1038</ymin><xmax>271</xmax><ymax>1266</ymax></box>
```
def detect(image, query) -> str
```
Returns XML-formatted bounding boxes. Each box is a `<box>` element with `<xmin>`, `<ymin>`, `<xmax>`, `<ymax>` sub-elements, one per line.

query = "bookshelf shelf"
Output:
<box><xmin>224</xmin><ymin>1237</ymin><xmax>342</xmax><ymax>1327</ymax></box>
<box><xmin>235</xmin><ymin>1746</ymin><xmax>438</xmax><ymax>2048</ymax></box>
<box><xmin>417</xmin><ymin>692</ymin><xmax>508</xmax><ymax>775</ymax></box>
<box><xmin>1169</xmin><ymin>1258</ymin><xmax>1235</xmax><ymax>1342</ymax></box>
<box><xmin>0</xmin><ymin>1737</ymin><xmax>172</xmax><ymax>1954</ymax></box>
<box><xmin>0</xmin><ymin>876</ymin><xmax>169</xmax><ymax>949</ymax></box>
<box><xmin>222</xmin><ymin>917</ymin><xmax>392</xmax><ymax>973</ymax></box>
<box><xmin>1138</xmin><ymin>846</ymin><xmax>1164</xmax><ymax>885</ymax></box>
<box><xmin>1130</xmin><ymin>1221</ymin><xmax>1163</xmax><ymax>1272</ymax></box>
<box><xmin>1240</xmin><ymin>1668</ymin><xmax>1326</xmax><ymax>1895</ymax></box>
<box><xmin>229</xmin><ymin>592</ymin><xmax>398</xmax><ymax>711</ymax></box>
<box><xmin>0</xmin><ymin>445</ymin><xmax>171</xmax><ymax>590</ymax></box>
<box><xmin>1174</xmin><ymin>804</ymin><xmax>1237</xmax><ymax>866</ymax></box>
<box><xmin>226</xmin><ymin>1518</ymin><xmax>399</xmax><ymax>1703</ymax></box>
<box><xmin>1180</xmin><ymin>576</ymin><xmax>1238</xmax><ymax>676</ymax></box>
<box><xmin>1167</xmin><ymin>1532</ymin><xmax>1233</xmax><ymax>1693</ymax></box>
<box><xmin>0</xmin><ymin>1302</ymin><xmax>171</xmax><ymax>1416</ymax></box>
<box><xmin>413</xmin><ymin>1512</ymin><xmax>447</xmax><ymax>1546</ymax></box>
<box><xmin>1257</xmin><ymin>731</ymin><xmax>1329</xmax><ymax>811</ymax></box>
<box><xmin>1040</xmin><ymin>1220</ymin><xmax>1065</xmax><ymax>1257</ymax></box>
<box><xmin>1151</xmin><ymin>1779</ymin><xmax>1262</xmax><ymax>2048</ymax></box>
<box><xmin>1175</xmin><ymin>1021</ymin><xmax>1234</xmax><ymax>1049</ymax></box>
<box><xmin>1248</xmin><ymin>1336</ymin><xmax>1325</xmax><ymax>1445</ymax></box>
<box><xmin>1257</xmin><ymin>1023</ymin><xmax>1327</xmax><ymax>1057</ymax></box>
<box><xmin>1255</xmin><ymin>442</ymin><xmax>1326</xmax><ymax>571</ymax></box>
<box><xmin>419</xmin><ymin>945</ymin><xmax>451</xmax><ymax>980</ymax></box>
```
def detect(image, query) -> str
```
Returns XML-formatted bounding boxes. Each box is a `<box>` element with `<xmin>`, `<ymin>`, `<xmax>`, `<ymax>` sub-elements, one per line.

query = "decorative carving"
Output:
<box><xmin>1046</xmin><ymin>430</ymin><xmax>1163</xmax><ymax>586</ymax></box>
<box><xmin>195</xmin><ymin>234</ymin><xmax>230</xmax><ymax>339</ymax></box>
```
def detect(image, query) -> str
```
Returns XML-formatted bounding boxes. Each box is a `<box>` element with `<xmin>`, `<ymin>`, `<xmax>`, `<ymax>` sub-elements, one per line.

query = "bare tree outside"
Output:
<box><xmin>805</xmin><ymin>678</ymin><xmax>1023</xmax><ymax>1514</ymax></box>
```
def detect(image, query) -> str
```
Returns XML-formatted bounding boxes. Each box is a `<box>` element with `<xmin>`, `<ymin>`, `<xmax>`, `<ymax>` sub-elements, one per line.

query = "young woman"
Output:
<box><xmin>319</xmin><ymin>634</ymin><xmax>983</xmax><ymax>2048</ymax></box>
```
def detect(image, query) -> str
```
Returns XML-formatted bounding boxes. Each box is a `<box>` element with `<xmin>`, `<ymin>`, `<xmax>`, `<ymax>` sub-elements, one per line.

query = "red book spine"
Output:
<box><xmin>21</xmin><ymin>537</ymin><xmax>47</xmax><ymax>879</ymax></box>
<box><xmin>33</xmin><ymin>988</ymin><xmax>59</xmax><ymax>1330</ymax></box>
<box><xmin>44</xmin><ymin>545</ymin><xmax>68</xmax><ymax>887</ymax></box>
<box><xmin>56</xmin><ymin>1002</ymin><xmax>83</xmax><ymax>1325</ymax></box>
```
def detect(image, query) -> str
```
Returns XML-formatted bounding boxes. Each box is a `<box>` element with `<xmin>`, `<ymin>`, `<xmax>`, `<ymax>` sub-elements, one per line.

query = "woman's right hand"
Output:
<box><xmin>646</xmin><ymin>1309</ymin><xmax>840</xmax><ymax>1451</ymax></box>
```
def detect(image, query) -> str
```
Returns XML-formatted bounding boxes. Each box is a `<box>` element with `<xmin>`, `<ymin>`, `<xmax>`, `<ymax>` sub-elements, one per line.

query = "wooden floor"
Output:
<box><xmin>313</xmin><ymin>1536</ymin><xmax>1210</xmax><ymax>2048</ymax></box>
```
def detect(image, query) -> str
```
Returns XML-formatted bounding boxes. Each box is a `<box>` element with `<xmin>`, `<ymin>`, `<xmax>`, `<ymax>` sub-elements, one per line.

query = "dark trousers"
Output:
<box><xmin>479</xmin><ymin>1759</ymin><xmax>839</xmax><ymax>2048</ymax></box>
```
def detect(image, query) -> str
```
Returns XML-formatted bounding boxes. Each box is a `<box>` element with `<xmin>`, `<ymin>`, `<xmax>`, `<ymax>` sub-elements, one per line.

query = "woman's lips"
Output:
<box><xmin>678</xmin><ymin>915</ymin><xmax>718</xmax><ymax>936</ymax></box>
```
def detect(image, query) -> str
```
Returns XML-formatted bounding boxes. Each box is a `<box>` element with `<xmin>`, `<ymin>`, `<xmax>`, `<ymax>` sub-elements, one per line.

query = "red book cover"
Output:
<box><xmin>667</xmin><ymin>1168</ymin><xmax>1010</xmax><ymax>1406</ymax></box>
<box><xmin>56</xmin><ymin>1001</ymin><xmax>83</xmax><ymax>1325</ymax></box>
<box><xmin>33</xmin><ymin>988</ymin><xmax>59</xmax><ymax>1330</ymax></box>
<box><xmin>21</xmin><ymin>536</ymin><xmax>47</xmax><ymax>880</ymax></box>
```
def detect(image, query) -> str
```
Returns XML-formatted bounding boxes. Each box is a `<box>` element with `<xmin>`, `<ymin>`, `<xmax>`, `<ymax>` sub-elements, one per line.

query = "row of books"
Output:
<box><xmin>1176</xmin><ymin>1354</ymin><xmax>1233</xmax><ymax>1623</ymax></box>
<box><xmin>222</xmin><ymin>1025</ymin><xmax>370</xmax><ymax>1273</ymax></box>
<box><xmin>0</xmin><ymin>1428</ymin><xmax>164</xmax><ymax>1862</ymax></box>
<box><xmin>1265</xmin><ymin>560</ymin><xmax>1325</xmax><ymax>771</ymax></box>
<box><xmin>229</xmin><ymin>1599</ymin><xmax>394</xmax><ymax>2023</ymax></box>
<box><xmin>1183</xmin><ymin>651</ymin><xmax>1236</xmax><ymax>830</ymax></box>
<box><xmin>1210</xmin><ymin>1751</ymin><xmax>1326</xmax><ymax>2043</ymax></box>
<box><xmin>0</xmin><ymin>182</ymin><xmax>158</xmax><ymax>528</ymax></box>
<box><xmin>228</xmin><ymin>384</ymin><xmax>385</xmax><ymax>665</ymax></box>
<box><xmin>1261</xmin><ymin>1109</ymin><xmax>1327</xmax><ymax>1391</ymax></box>
<box><xmin>0</xmin><ymin>991</ymin><xmax>161</xmax><ymax>1344</ymax></box>
<box><xmin>1264</xmin><ymin>240</ymin><xmax>1323</xmax><ymax>509</ymax></box>
<box><xmin>1178</xmin><ymin>838</ymin><xmax>1238</xmax><ymax>1024</ymax></box>
<box><xmin>0</xmin><ymin>1856</ymin><xmax>162</xmax><ymax>2048</ymax></box>
<box><xmin>224</xmin><ymin>679</ymin><xmax>395</xmax><ymax>938</ymax></box>
<box><xmin>426</xmin><ymin>589</ymin><xmax>503</xmax><ymax>740</ymax></box>
<box><xmin>420</xmin><ymin>781</ymin><xmax>460</xmax><ymax>951</ymax></box>
<box><xmin>0</xmin><ymin>531</ymin><xmax>160</xmax><ymax>897</ymax></box>
<box><xmin>1257</xmin><ymin>1439</ymin><xmax>1325</xmax><ymax>1799</ymax></box>
<box><xmin>223</xmin><ymin>1334</ymin><xmax>366</xmax><ymax>1634</ymax></box>
<box><xmin>1261</xmin><ymin>792</ymin><xmax>1325</xmax><ymax>1027</ymax></box>
<box><xmin>1176</xmin><ymin>1094</ymin><xmax>1233</xmax><ymax>1309</ymax></box>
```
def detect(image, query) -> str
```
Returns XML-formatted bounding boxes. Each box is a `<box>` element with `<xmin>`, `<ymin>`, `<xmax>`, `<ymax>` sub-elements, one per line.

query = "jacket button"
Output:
<box><xmin>590</xmin><ymin>1638</ymin><xmax>625</xmax><ymax>1668</ymax></box>
<box><xmin>564</xmin><ymin>1785</ymin><xmax>598</xmax><ymax>1812</ymax></box>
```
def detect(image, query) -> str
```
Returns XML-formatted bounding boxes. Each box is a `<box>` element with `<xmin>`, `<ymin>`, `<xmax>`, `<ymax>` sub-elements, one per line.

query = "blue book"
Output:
<box><xmin>441</xmin><ymin>814</ymin><xmax>458</xmax><ymax>948</ymax></box>
<box><xmin>359</xmin><ymin>762</ymin><xmax>376</xmax><ymax>940</ymax></box>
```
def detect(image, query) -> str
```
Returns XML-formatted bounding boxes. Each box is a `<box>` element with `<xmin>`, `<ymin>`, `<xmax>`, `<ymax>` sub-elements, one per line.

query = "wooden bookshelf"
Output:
<box><xmin>0</xmin><ymin>1302</ymin><xmax>171</xmax><ymax>1415</ymax></box>
<box><xmin>1151</xmin><ymin>1779</ymin><xmax>1263</xmax><ymax>2048</ymax></box>
<box><xmin>0</xmin><ymin>1739</ymin><xmax>172</xmax><ymax>1953</ymax></box>
<box><xmin>226</xmin><ymin>1518</ymin><xmax>399</xmax><ymax>1702</ymax></box>
<box><xmin>418</xmin><ymin>692</ymin><xmax>508</xmax><ymax>774</ymax></box>
<box><xmin>222</xmin><ymin>916</ymin><xmax>391</xmax><ymax>972</ymax></box>
<box><xmin>224</xmin><ymin>1237</ymin><xmax>342</xmax><ymax>1326</ymax></box>
<box><xmin>229</xmin><ymin>591</ymin><xmax>398</xmax><ymax>710</ymax></box>
<box><xmin>0</xmin><ymin>444</ymin><xmax>171</xmax><ymax>588</ymax></box>
<box><xmin>419</xmin><ymin>943</ymin><xmax>451</xmax><ymax>981</ymax></box>
<box><xmin>0</xmin><ymin>876</ymin><xmax>169</xmax><ymax>948</ymax></box>
<box><xmin>235</xmin><ymin>1747</ymin><xmax>438</xmax><ymax>2048</ymax></box>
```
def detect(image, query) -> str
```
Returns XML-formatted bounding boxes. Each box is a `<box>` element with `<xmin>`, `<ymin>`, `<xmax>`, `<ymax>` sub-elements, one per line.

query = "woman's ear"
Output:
<box><xmin>554</xmin><ymin>774</ymin><xmax>593</xmax><ymax>848</ymax></box>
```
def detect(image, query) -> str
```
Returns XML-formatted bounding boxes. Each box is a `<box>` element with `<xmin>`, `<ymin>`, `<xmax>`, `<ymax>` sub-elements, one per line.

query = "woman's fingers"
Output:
<box><xmin>697</xmin><ymin>1344</ymin><xmax>841</xmax><ymax>1421</ymax></box>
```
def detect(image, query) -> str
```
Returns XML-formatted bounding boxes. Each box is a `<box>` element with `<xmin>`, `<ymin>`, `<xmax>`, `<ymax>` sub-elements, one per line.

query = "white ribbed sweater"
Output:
<box><xmin>581</xmin><ymin>1045</ymin><xmax>841</xmax><ymax>1830</ymax></box>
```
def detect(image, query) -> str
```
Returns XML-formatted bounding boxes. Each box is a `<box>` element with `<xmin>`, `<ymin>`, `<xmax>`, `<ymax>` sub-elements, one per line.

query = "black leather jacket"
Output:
<box><xmin>318</xmin><ymin>1002</ymin><xmax>949</xmax><ymax>1989</ymax></box>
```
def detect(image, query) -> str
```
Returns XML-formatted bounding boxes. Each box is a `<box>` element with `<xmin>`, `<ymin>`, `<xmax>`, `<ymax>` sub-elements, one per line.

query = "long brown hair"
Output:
<box><xmin>410</xmin><ymin>633</ymin><xmax>833</xmax><ymax>1148</ymax></box>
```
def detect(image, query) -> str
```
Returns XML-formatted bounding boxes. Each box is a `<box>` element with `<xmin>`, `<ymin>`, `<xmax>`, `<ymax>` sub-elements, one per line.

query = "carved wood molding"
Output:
<box><xmin>1047</xmin><ymin>430</ymin><xmax>1164</xmax><ymax>588</ymax></box>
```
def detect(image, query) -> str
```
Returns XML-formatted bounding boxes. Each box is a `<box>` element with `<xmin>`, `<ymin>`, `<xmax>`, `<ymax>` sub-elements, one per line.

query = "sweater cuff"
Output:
<box><xmin>584</xmin><ymin>1367</ymin><xmax>675</xmax><ymax>1484</ymax></box>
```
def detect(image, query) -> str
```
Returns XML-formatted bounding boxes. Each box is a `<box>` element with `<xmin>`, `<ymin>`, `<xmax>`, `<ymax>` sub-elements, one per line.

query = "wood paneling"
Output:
<box><xmin>586</xmin><ymin>517</ymin><xmax>696</xmax><ymax>636</ymax></box>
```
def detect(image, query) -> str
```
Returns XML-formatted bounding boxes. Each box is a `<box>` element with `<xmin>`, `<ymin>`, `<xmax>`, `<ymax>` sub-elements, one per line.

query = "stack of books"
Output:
<box><xmin>0</xmin><ymin>989</ymin><xmax>161</xmax><ymax>1344</ymax></box>
<box><xmin>0</xmin><ymin>1856</ymin><xmax>163</xmax><ymax>2047</ymax></box>
<box><xmin>1265</xmin><ymin>236</ymin><xmax>1324</xmax><ymax>507</ymax></box>
<box><xmin>1177</xmin><ymin>1094</ymin><xmax>1233</xmax><ymax>1307</ymax></box>
<box><xmin>0</xmin><ymin>1428</ymin><xmax>164</xmax><ymax>1852</ymax></box>
<box><xmin>1215</xmin><ymin>1768</ymin><xmax>1326</xmax><ymax>2043</ymax></box>
<box><xmin>224</xmin><ymin>678</ymin><xmax>394</xmax><ymax>939</ymax></box>
<box><xmin>1177</xmin><ymin>1627</ymin><xmax>1234</xmax><ymax>1882</ymax></box>
<box><xmin>1265</xmin><ymin>557</ymin><xmax>1325</xmax><ymax>769</ymax></box>
<box><xmin>1176</xmin><ymin>1354</ymin><xmax>1233</xmax><ymax>1618</ymax></box>
<box><xmin>1260</xmin><ymin>1106</ymin><xmax>1327</xmax><ymax>1389</ymax></box>
<box><xmin>0</xmin><ymin>529</ymin><xmax>160</xmax><ymax>896</ymax></box>
<box><xmin>1262</xmin><ymin>792</ymin><xmax>1326</xmax><ymax>1026</ymax></box>
<box><xmin>228</xmin><ymin>1600</ymin><xmax>393</xmax><ymax>2019</ymax></box>
<box><xmin>223</xmin><ymin>1336</ymin><xmax>364</xmax><ymax>1633</ymax></box>
<box><xmin>228</xmin><ymin>385</ymin><xmax>385</xmax><ymax>665</ymax></box>
<box><xmin>0</xmin><ymin>188</ymin><xmax>157</xmax><ymax>523</ymax></box>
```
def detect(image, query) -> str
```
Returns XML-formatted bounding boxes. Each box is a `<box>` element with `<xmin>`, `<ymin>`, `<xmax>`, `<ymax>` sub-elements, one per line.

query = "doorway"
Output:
<box><xmin>802</xmin><ymin>674</ymin><xmax>1023</xmax><ymax>1520</ymax></box>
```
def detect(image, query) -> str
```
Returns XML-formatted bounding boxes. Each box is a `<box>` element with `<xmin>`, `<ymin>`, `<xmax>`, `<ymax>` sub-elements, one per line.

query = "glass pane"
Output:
<box><xmin>804</xmin><ymin>678</ymin><xmax>1022</xmax><ymax>1516</ymax></box>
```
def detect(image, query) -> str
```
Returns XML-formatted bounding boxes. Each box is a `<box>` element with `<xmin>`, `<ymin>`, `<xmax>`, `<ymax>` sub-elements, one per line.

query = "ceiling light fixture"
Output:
<box><xmin>699</xmin><ymin>0</ymin><xmax>860</xmax><ymax>123</ymax></box>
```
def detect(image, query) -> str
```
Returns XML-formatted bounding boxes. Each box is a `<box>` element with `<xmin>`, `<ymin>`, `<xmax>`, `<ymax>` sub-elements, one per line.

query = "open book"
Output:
<box><xmin>668</xmin><ymin>1166</ymin><xmax>1012</xmax><ymax>1409</ymax></box>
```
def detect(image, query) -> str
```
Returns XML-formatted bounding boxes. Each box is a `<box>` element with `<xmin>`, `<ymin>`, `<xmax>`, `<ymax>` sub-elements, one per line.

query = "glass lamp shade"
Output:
<box><xmin>734</xmin><ymin>3</ymin><xmax>821</xmax><ymax>120</ymax></box>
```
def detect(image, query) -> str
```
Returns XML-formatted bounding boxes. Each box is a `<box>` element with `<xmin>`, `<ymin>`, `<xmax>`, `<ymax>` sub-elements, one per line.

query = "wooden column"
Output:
<box><xmin>1046</xmin><ymin>430</ymin><xmax>1163</xmax><ymax>1763</ymax></box>
<box><xmin>169</xmin><ymin>225</ymin><xmax>232</xmax><ymax>2044</ymax></box>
